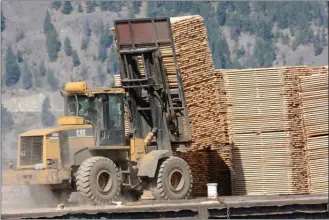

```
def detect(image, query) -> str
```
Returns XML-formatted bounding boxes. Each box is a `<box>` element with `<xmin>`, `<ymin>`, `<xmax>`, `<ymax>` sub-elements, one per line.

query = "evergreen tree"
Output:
<box><xmin>46</xmin><ymin>28</ymin><xmax>61</xmax><ymax>61</ymax></box>
<box><xmin>47</xmin><ymin>68</ymin><xmax>59</xmax><ymax>90</ymax></box>
<box><xmin>1</xmin><ymin>105</ymin><xmax>14</xmax><ymax>133</ymax></box>
<box><xmin>72</xmin><ymin>50</ymin><xmax>80</xmax><ymax>67</ymax></box>
<box><xmin>62</xmin><ymin>1</ymin><xmax>73</xmax><ymax>15</ymax></box>
<box><xmin>17</xmin><ymin>51</ymin><xmax>24</xmax><ymax>63</ymax></box>
<box><xmin>41</xmin><ymin>97</ymin><xmax>56</xmax><ymax>127</ymax></box>
<box><xmin>78</xmin><ymin>3</ymin><xmax>83</xmax><ymax>13</ymax></box>
<box><xmin>86</xmin><ymin>1</ymin><xmax>97</xmax><ymax>13</ymax></box>
<box><xmin>216</xmin><ymin>2</ymin><xmax>228</xmax><ymax>26</ymax></box>
<box><xmin>1</xmin><ymin>11</ymin><xmax>5</xmax><ymax>32</ymax></box>
<box><xmin>51</xmin><ymin>1</ymin><xmax>62</xmax><ymax>10</ymax></box>
<box><xmin>64</xmin><ymin>36</ymin><xmax>72</xmax><ymax>56</ymax></box>
<box><xmin>22</xmin><ymin>61</ymin><xmax>33</xmax><ymax>90</ymax></box>
<box><xmin>81</xmin><ymin>21</ymin><xmax>92</xmax><ymax>50</ymax></box>
<box><xmin>5</xmin><ymin>45</ymin><xmax>21</xmax><ymax>87</ymax></box>
<box><xmin>43</xmin><ymin>11</ymin><xmax>53</xmax><ymax>34</ymax></box>
<box><xmin>39</xmin><ymin>60</ymin><xmax>46</xmax><ymax>76</ymax></box>
<box><xmin>100</xmin><ymin>1</ymin><xmax>110</xmax><ymax>11</ymax></box>
<box><xmin>98</xmin><ymin>23</ymin><xmax>113</xmax><ymax>62</ymax></box>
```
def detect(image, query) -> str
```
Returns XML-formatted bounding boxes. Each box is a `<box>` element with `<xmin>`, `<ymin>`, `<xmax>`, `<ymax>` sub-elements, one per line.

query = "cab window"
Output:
<box><xmin>108</xmin><ymin>95</ymin><xmax>123</xmax><ymax>130</ymax></box>
<box><xmin>66</xmin><ymin>96</ymin><xmax>97</xmax><ymax>123</ymax></box>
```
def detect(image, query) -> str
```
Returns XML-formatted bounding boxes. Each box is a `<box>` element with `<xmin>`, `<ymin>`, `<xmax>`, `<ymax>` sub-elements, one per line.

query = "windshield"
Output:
<box><xmin>66</xmin><ymin>95</ymin><xmax>97</xmax><ymax>122</ymax></box>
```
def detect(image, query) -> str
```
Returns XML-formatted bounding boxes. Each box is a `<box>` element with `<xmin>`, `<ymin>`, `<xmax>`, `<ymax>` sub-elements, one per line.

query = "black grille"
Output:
<box><xmin>20</xmin><ymin>136</ymin><xmax>43</xmax><ymax>166</ymax></box>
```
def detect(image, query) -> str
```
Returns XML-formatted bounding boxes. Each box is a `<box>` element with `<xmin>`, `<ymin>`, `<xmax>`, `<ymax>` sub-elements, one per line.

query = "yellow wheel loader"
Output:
<box><xmin>2</xmin><ymin>17</ymin><xmax>194</xmax><ymax>205</ymax></box>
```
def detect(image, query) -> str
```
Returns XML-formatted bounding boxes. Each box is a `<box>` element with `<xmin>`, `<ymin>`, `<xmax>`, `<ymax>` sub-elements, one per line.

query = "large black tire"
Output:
<box><xmin>152</xmin><ymin>156</ymin><xmax>192</xmax><ymax>200</ymax></box>
<box><xmin>76</xmin><ymin>156</ymin><xmax>122</xmax><ymax>205</ymax></box>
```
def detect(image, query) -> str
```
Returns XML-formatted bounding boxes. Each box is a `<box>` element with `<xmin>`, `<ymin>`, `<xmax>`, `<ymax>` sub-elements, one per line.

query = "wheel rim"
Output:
<box><xmin>96</xmin><ymin>170</ymin><xmax>113</xmax><ymax>194</ymax></box>
<box><xmin>169</xmin><ymin>169</ymin><xmax>185</xmax><ymax>192</ymax></box>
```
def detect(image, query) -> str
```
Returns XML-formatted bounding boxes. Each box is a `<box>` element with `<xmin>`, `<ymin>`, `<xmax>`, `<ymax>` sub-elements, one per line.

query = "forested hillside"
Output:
<box><xmin>1</xmin><ymin>1</ymin><xmax>328</xmax><ymax>159</ymax></box>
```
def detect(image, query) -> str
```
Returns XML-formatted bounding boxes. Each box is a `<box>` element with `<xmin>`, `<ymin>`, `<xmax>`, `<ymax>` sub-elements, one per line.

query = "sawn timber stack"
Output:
<box><xmin>170</xmin><ymin>15</ymin><xmax>231</xmax><ymax>196</ymax></box>
<box><xmin>298</xmin><ymin>66</ymin><xmax>328</xmax><ymax>194</ymax></box>
<box><xmin>221</xmin><ymin>66</ymin><xmax>322</xmax><ymax>196</ymax></box>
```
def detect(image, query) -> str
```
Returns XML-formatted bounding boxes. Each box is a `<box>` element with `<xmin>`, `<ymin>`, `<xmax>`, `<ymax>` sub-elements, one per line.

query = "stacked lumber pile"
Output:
<box><xmin>298</xmin><ymin>66</ymin><xmax>328</xmax><ymax>194</ymax></box>
<box><xmin>222</xmin><ymin>68</ymin><xmax>294</xmax><ymax>195</ymax></box>
<box><xmin>174</xmin><ymin>148</ymin><xmax>231</xmax><ymax>197</ymax></box>
<box><xmin>223</xmin><ymin>65</ymin><xmax>328</xmax><ymax>196</ymax></box>
<box><xmin>280</xmin><ymin>66</ymin><xmax>313</xmax><ymax>194</ymax></box>
<box><xmin>170</xmin><ymin>16</ymin><xmax>231</xmax><ymax>196</ymax></box>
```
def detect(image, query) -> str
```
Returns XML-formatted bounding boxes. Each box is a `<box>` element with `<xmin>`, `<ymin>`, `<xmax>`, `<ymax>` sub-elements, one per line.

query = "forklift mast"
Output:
<box><xmin>113</xmin><ymin>17</ymin><xmax>191</xmax><ymax>152</ymax></box>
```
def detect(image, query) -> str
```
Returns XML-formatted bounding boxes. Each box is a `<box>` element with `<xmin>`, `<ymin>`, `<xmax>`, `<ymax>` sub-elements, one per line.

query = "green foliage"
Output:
<box><xmin>17</xmin><ymin>51</ymin><xmax>24</xmax><ymax>63</ymax></box>
<box><xmin>22</xmin><ymin>61</ymin><xmax>33</xmax><ymax>90</ymax></box>
<box><xmin>217</xmin><ymin>1</ymin><xmax>229</xmax><ymax>26</ymax></box>
<box><xmin>43</xmin><ymin>11</ymin><xmax>53</xmax><ymax>33</ymax></box>
<box><xmin>129</xmin><ymin>1</ymin><xmax>142</xmax><ymax>16</ymax></box>
<box><xmin>236</xmin><ymin>46</ymin><xmax>246</xmax><ymax>59</ymax></box>
<box><xmin>39</xmin><ymin>60</ymin><xmax>46</xmax><ymax>77</ymax></box>
<box><xmin>1</xmin><ymin>105</ymin><xmax>14</xmax><ymax>133</ymax></box>
<box><xmin>78</xmin><ymin>3</ymin><xmax>83</xmax><ymax>13</ymax></box>
<box><xmin>46</xmin><ymin>28</ymin><xmax>61</xmax><ymax>61</ymax></box>
<box><xmin>313</xmin><ymin>32</ymin><xmax>324</xmax><ymax>56</ymax></box>
<box><xmin>81</xmin><ymin>21</ymin><xmax>92</xmax><ymax>50</ymax></box>
<box><xmin>255</xmin><ymin>20</ymin><xmax>273</xmax><ymax>40</ymax></box>
<box><xmin>44</xmin><ymin>11</ymin><xmax>61</xmax><ymax>61</ymax></box>
<box><xmin>233</xmin><ymin>1</ymin><xmax>250</xmax><ymax>16</ymax></box>
<box><xmin>107</xmin><ymin>47</ymin><xmax>120</xmax><ymax>74</ymax></box>
<box><xmin>99</xmin><ymin>1</ymin><xmax>124</xmax><ymax>12</ymax></box>
<box><xmin>253</xmin><ymin>38</ymin><xmax>276</xmax><ymax>67</ymax></box>
<box><xmin>86</xmin><ymin>1</ymin><xmax>98</xmax><ymax>13</ymax></box>
<box><xmin>226</xmin><ymin>12</ymin><xmax>241</xmax><ymax>39</ymax></box>
<box><xmin>51</xmin><ymin>1</ymin><xmax>62</xmax><ymax>10</ymax></box>
<box><xmin>98</xmin><ymin>22</ymin><xmax>113</xmax><ymax>62</ymax></box>
<box><xmin>47</xmin><ymin>68</ymin><xmax>59</xmax><ymax>90</ymax></box>
<box><xmin>5</xmin><ymin>45</ymin><xmax>21</xmax><ymax>87</ymax></box>
<box><xmin>64</xmin><ymin>36</ymin><xmax>72</xmax><ymax>56</ymax></box>
<box><xmin>1</xmin><ymin>11</ymin><xmax>6</xmax><ymax>32</ymax></box>
<box><xmin>62</xmin><ymin>1</ymin><xmax>73</xmax><ymax>15</ymax></box>
<box><xmin>72</xmin><ymin>50</ymin><xmax>80</xmax><ymax>67</ymax></box>
<box><xmin>42</xmin><ymin>97</ymin><xmax>56</xmax><ymax>127</ymax></box>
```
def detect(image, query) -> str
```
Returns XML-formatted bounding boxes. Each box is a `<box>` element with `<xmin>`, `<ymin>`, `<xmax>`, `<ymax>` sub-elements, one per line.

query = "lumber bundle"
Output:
<box><xmin>174</xmin><ymin>149</ymin><xmax>231</xmax><ymax>197</ymax></box>
<box><xmin>170</xmin><ymin>15</ymin><xmax>227</xmax><ymax>151</ymax></box>
<box><xmin>170</xmin><ymin>16</ymin><xmax>231</xmax><ymax>196</ymax></box>
<box><xmin>280</xmin><ymin>66</ymin><xmax>313</xmax><ymax>194</ymax></box>
<box><xmin>222</xmin><ymin>67</ymin><xmax>294</xmax><ymax>195</ymax></box>
<box><xmin>298</xmin><ymin>68</ymin><xmax>328</xmax><ymax>194</ymax></box>
<box><xmin>222</xmin><ymin>66</ymin><xmax>325</xmax><ymax>195</ymax></box>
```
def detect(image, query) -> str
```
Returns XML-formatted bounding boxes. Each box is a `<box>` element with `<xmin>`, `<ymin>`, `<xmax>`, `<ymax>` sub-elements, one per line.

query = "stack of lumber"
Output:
<box><xmin>170</xmin><ymin>16</ymin><xmax>232</xmax><ymax>196</ymax></box>
<box><xmin>222</xmin><ymin>68</ymin><xmax>294</xmax><ymax>195</ymax></box>
<box><xmin>174</xmin><ymin>148</ymin><xmax>231</xmax><ymax>197</ymax></box>
<box><xmin>298</xmin><ymin>66</ymin><xmax>328</xmax><ymax>194</ymax></box>
<box><xmin>280</xmin><ymin>66</ymin><xmax>313</xmax><ymax>194</ymax></box>
<box><xmin>170</xmin><ymin>16</ymin><xmax>227</xmax><ymax>151</ymax></box>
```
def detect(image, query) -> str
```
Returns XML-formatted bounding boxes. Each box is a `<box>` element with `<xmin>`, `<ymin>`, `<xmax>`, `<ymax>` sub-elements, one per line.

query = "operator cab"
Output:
<box><xmin>63</xmin><ymin>82</ymin><xmax>125</xmax><ymax>146</ymax></box>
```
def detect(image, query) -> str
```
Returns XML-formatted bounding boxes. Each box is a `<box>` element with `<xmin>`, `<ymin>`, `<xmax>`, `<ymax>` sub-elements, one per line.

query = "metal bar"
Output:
<box><xmin>119</xmin><ymin>48</ymin><xmax>158</xmax><ymax>54</ymax></box>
